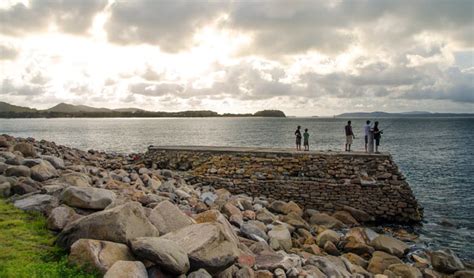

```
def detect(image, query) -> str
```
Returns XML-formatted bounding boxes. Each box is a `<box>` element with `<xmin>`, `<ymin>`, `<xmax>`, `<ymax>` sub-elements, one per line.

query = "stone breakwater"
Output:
<box><xmin>1</xmin><ymin>135</ymin><xmax>472</xmax><ymax>278</ymax></box>
<box><xmin>145</xmin><ymin>146</ymin><xmax>423</xmax><ymax>223</ymax></box>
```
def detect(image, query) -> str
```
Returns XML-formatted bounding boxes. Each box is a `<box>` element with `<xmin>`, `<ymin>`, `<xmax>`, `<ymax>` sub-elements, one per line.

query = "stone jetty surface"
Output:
<box><xmin>0</xmin><ymin>134</ymin><xmax>472</xmax><ymax>278</ymax></box>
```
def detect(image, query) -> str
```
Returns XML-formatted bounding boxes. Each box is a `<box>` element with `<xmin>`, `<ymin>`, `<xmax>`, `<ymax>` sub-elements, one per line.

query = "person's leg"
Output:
<box><xmin>348</xmin><ymin>143</ymin><xmax>351</xmax><ymax>151</ymax></box>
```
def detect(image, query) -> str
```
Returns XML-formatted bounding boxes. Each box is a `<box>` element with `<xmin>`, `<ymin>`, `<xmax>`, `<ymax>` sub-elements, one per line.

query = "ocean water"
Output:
<box><xmin>1</xmin><ymin>117</ymin><xmax>473</xmax><ymax>259</ymax></box>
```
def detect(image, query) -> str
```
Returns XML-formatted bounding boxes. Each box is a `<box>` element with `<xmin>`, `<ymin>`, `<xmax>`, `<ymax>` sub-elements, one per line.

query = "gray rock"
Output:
<box><xmin>268</xmin><ymin>224</ymin><xmax>292</xmax><ymax>251</ymax></box>
<box><xmin>60</xmin><ymin>186</ymin><xmax>116</xmax><ymax>209</ymax></box>
<box><xmin>309</xmin><ymin>212</ymin><xmax>346</xmax><ymax>229</ymax></box>
<box><xmin>130</xmin><ymin>237</ymin><xmax>189</xmax><ymax>275</ymax></box>
<box><xmin>431</xmin><ymin>249</ymin><xmax>465</xmax><ymax>274</ymax></box>
<box><xmin>13</xmin><ymin>194</ymin><xmax>58</xmax><ymax>214</ymax></box>
<box><xmin>188</xmin><ymin>269</ymin><xmax>212</xmax><ymax>278</ymax></box>
<box><xmin>148</xmin><ymin>200</ymin><xmax>195</xmax><ymax>235</ymax></box>
<box><xmin>162</xmin><ymin>222</ymin><xmax>240</xmax><ymax>274</ymax></box>
<box><xmin>69</xmin><ymin>239</ymin><xmax>135</xmax><ymax>274</ymax></box>
<box><xmin>306</xmin><ymin>255</ymin><xmax>351</xmax><ymax>278</ymax></box>
<box><xmin>57</xmin><ymin>202</ymin><xmax>159</xmax><ymax>250</ymax></box>
<box><xmin>42</xmin><ymin>155</ymin><xmax>65</xmax><ymax>169</ymax></box>
<box><xmin>60</xmin><ymin>172</ymin><xmax>92</xmax><ymax>187</ymax></box>
<box><xmin>47</xmin><ymin>205</ymin><xmax>80</xmax><ymax>231</ymax></box>
<box><xmin>241</xmin><ymin>222</ymin><xmax>269</xmax><ymax>242</ymax></box>
<box><xmin>22</xmin><ymin>158</ymin><xmax>43</xmax><ymax>167</ymax></box>
<box><xmin>0</xmin><ymin>181</ymin><xmax>11</xmax><ymax>197</ymax></box>
<box><xmin>370</xmin><ymin>235</ymin><xmax>409</xmax><ymax>258</ymax></box>
<box><xmin>0</xmin><ymin>162</ymin><xmax>8</xmax><ymax>174</ymax></box>
<box><xmin>31</xmin><ymin>160</ymin><xmax>58</xmax><ymax>181</ymax></box>
<box><xmin>104</xmin><ymin>261</ymin><xmax>147</xmax><ymax>278</ymax></box>
<box><xmin>5</xmin><ymin>165</ymin><xmax>31</xmax><ymax>177</ymax></box>
<box><xmin>316</xmin><ymin>229</ymin><xmax>341</xmax><ymax>247</ymax></box>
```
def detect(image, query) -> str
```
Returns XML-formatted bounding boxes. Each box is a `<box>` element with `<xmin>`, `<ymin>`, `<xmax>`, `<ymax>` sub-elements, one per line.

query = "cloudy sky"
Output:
<box><xmin>1</xmin><ymin>0</ymin><xmax>473</xmax><ymax>116</ymax></box>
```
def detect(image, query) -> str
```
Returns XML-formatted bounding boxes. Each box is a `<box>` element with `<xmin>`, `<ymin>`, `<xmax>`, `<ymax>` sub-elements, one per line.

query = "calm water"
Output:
<box><xmin>1</xmin><ymin>117</ymin><xmax>473</xmax><ymax>259</ymax></box>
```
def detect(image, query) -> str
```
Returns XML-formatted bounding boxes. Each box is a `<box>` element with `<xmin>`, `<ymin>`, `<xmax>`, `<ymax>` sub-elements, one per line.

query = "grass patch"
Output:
<box><xmin>0</xmin><ymin>199</ymin><xmax>99</xmax><ymax>278</ymax></box>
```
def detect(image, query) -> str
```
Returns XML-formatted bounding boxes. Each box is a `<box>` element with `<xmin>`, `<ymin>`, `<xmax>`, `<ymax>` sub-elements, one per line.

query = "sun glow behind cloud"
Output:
<box><xmin>0</xmin><ymin>0</ymin><xmax>473</xmax><ymax>115</ymax></box>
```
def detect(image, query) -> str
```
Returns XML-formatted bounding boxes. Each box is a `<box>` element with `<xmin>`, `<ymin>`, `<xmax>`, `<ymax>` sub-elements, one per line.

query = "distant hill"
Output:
<box><xmin>336</xmin><ymin>111</ymin><xmax>474</xmax><ymax>118</ymax></box>
<box><xmin>253</xmin><ymin>110</ymin><xmax>286</xmax><ymax>117</ymax></box>
<box><xmin>0</xmin><ymin>102</ymin><xmax>286</xmax><ymax>118</ymax></box>
<box><xmin>0</xmin><ymin>101</ymin><xmax>37</xmax><ymax>113</ymax></box>
<box><xmin>47</xmin><ymin>103</ymin><xmax>112</xmax><ymax>113</ymax></box>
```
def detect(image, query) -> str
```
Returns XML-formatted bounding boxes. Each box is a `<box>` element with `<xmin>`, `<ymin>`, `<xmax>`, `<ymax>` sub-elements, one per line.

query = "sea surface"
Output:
<box><xmin>1</xmin><ymin>117</ymin><xmax>473</xmax><ymax>259</ymax></box>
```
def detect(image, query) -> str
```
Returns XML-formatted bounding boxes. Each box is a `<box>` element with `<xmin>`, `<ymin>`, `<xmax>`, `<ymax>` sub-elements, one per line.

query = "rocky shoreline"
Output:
<box><xmin>0</xmin><ymin>134</ymin><xmax>472</xmax><ymax>278</ymax></box>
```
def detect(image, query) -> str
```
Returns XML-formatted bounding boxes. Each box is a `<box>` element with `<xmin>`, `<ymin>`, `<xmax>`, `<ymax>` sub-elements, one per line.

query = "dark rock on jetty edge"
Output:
<box><xmin>0</xmin><ymin>134</ymin><xmax>472</xmax><ymax>278</ymax></box>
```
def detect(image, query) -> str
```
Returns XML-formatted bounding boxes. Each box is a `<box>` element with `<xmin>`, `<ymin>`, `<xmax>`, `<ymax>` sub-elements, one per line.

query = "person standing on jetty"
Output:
<box><xmin>364</xmin><ymin>120</ymin><xmax>371</xmax><ymax>152</ymax></box>
<box><xmin>303</xmin><ymin>128</ymin><xmax>310</xmax><ymax>151</ymax></box>
<box><xmin>295</xmin><ymin>125</ymin><xmax>302</xmax><ymax>151</ymax></box>
<box><xmin>373</xmin><ymin>121</ymin><xmax>382</xmax><ymax>153</ymax></box>
<box><xmin>345</xmin><ymin>121</ymin><xmax>355</xmax><ymax>151</ymax></box>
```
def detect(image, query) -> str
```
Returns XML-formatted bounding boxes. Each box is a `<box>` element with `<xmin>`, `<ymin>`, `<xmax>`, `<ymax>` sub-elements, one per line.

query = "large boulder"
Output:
<box><xmin>31</xmin><ymin>160</ymin><xmax>58</xmax><ymax>181</ymax></box>
<box><xmin>254</xmin><ymin>250</ymin><xmax>301</xmax><ymax>272</ymax></box>
<box><xmin>430</xmin><ymin>249</ymin><xmax>465</xmax><ymax>274</ymax></box>
<box><xmin>148</xmin><ymin>200</ymin><xmax>195</xmax><ymax>235</ymax></box>
<box><xmin>387</xmin><ymin>263</ymin><xmax>423</xmax><ymax>278</ymax></box>
<box><xmin>57</xmin><ymin>202</ymin><xmax>159</xmax><ymax>250</ymax></box>
<box><xmin>370</xmin><ymin>235</ymin><xmax>409</xmax><ymax>258</ymax></box>
<box><xmin>60</xmin><ymin>186</ymin><xmax>116</xmax><ymax>209</ymax></box>
<box><xmin>5</xmin><ymin>165</ymin><xmax>31</xmax><ymax>177</ymax></box>
<box><xmin>241</xmin><ymin>221</ymin><xmax>268</xmax><ymax>242</ymax></box>
<box><xmin>306</xmin><ymin>255</ymin><xmax>351</xmax><ymax>277</ymax></box>
<box><xmin>162</xmin><ymin>222</ymin><xmax>240</xmax><ymax>274</ymax></box>
<box><xmin>13</xmin><ymin>142</ymin><xmax>36</xmax><ymax>157</ymax></box>
<box><xmin>60</xmin><ymin>172</ymin><xmax>92</xmax><ymax>187</ymax></box>
<box><xmin>193</xmin><ymin>209</ymin><xmax>239</xmax><ymax>244</ymax></box>
<box><xmin>367</xmin><ymin>251</ymin><xmax>402</xmax><ymax>274</ymax></box>
<box><xmin>268</xmin><ymin>225</ymin><xmax>292</xmax><ymax>251</ymax></box>
<box><xmin>69</xmin><ymin>239</ymin><xmax>135</xmax><ymax>274</ymax></box>
<box><xmin>47</xmin><ymin>205</ymin><xmax>80</xmax><ymax>231</ymax></box>
<box><xmin>130</xmin><ymin>237</ymin><xmax>190</xmax><ymax>275</ymax></box>
<box><xmin>13</xmin><ymin>194</ymin><xmax>58</xmax><ymax>214</ymax></box>
<box><xmin>104</xmin><ymin>261</ymin><xmax>147</xmax><ymax>278</ymax></box>
<box><xmin>309</xmin><ymin>212</ymin><xmax>346</xmax><ymax>229</ymax></box>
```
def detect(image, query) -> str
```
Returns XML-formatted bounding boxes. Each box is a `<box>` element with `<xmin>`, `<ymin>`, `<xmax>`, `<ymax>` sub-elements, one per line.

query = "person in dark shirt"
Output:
<box><xmin>303</xmin><ymin>128</ymin><xmax>310</xmax><ymax>151</ymax></box>
<box><xmin>373</xmin><ymin>121</ymin><xmax>382</xmax><ymax>153</ymax></box>
<box><xmin>295</xmin><ymin>125</ymin><xmax>302</xmax><ymax>151</ymax></box>
<box><xmin>345</xmin><ymin>120</ymin><xmax>355</xmax><ymax>151</ymax></box>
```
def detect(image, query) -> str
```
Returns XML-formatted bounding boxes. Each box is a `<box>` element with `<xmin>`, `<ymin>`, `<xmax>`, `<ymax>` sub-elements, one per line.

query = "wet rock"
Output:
<box><xmin>30</xmin><ymin>160</ymin><xmax>58</xmax><ymax>181</ymax></box>
<box><xmin>104</xmin><ymin>261</ymin><xmax>148</xmax><ymax>278</ymax></box>
<box><xmin>57</xmin><ymin>202</ymin><xmax>159</xmax><ymax>250</ymax></box>
<box><xmin>5</xmin><ymin>165</ymin><xmax>31</xmax><ymax>177</ymax></box>
<box><xmin>430</xmin><ymin>249</ymin><xmax>465</xmax><ymax>274</ymax></box>
<box><xmin>386</xmin><ymin>263</ymin><xmax>422</xmax><ymax>278</ymax></box>
<box><xmin>47</xmin><ymin>205</ymin><xmax>80</xmax><ymax>231</ymax></box>
<box><xmin>370</xmin><ymin>235</ymin><xmax>409</xmax><ymax>258</ymax></box>
<box><xmin>13</xmin><ymin>194</ymin><xmax>58</xmax><ymax>214</ymax></box>
<box><xmin>130</xmin><ymin>237</ymin><xmax>189</xmax><ymax>275</ymax></box>
<box><xmin>13</xmin><ymin>142</ymin><xmax>36</xmax><ymax>157</ymax></box>
<box><xmin>188</xmin><ymin>268</ymin><xmax>212</xmax><ymax>278</ymax></box>
<box><xmin>148</xmin><ymin>200</ymin><xmax>195</xmax><ymax>235</ymax></box>
<box><xmin>162</xmin><ymin>222</ymin><xmax>240</xmax><ymax>274</ymax></box>
<box><xmin>367</xmin><ymin>251</ymin><xmax>402</xmax><ymax>274</ymax></box>
<box><xmin>69</xmin><ymin>239</ymin><xmax>135</xmax><ymax>274</ymax></box>
<box><xmin>268</xmin><ymin>224</ymin><xmax>292</xmax><ymax>251</ymax></box>
<box><xmin>309</xmin><ymin>212</ymin><xmax>345</xmax><ymax>229</ymax></box>
<box><xmin>60</xmin><ymin>186</ymin><xmax>116</xmax><ymax>209</ymax></box>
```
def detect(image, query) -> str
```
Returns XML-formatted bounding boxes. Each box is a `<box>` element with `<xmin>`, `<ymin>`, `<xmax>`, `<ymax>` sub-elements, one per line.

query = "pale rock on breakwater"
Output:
<box><xmin>0</xmin><ymin>134</ymin><xmax>472</xmax><ymax>278</ymax></box>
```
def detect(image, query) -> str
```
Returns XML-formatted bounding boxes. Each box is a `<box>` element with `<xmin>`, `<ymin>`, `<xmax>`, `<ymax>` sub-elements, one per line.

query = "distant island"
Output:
<box><xmin>0</xmin><ymin>102</ymin><xmax>286</xmax><ymax>118</ymax></box>
<box><xmin>336</xmin><ymin>111</ymin><xmax>474</xmax><ymax>118</ymax></box>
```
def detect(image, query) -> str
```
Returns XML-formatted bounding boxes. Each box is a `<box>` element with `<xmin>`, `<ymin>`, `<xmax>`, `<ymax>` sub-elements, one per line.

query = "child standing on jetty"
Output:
<box><xmin>295</xmin><ymin>126</ymin><xmax>302</xmax><ymax>151</ymax></box>
<box><xmin>303</xmin><ymin>128</ymin><xmax>310</xmax><ymax>151</ymax></box>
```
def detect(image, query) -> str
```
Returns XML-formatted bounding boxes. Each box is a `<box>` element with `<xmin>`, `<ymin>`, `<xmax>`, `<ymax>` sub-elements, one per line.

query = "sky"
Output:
<box><xmin>0</xmin><ymin>0</ymin><xmax>473</xmax><ymax>116</ymax></box>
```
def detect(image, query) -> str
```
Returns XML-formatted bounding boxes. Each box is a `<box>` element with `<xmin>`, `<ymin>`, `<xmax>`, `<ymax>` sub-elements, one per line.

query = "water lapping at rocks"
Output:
<box><xmin>0</xmin><ymin>134</ymin><xmax>472</xmax><ymax>277</ymax></box>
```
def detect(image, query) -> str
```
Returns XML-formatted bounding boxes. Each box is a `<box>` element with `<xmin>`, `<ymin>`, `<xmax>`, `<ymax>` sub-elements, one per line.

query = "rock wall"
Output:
<box><xmin>145</xmin><ymin>147</ymin><xmax>423</xmax><ymax>223</ymax></box>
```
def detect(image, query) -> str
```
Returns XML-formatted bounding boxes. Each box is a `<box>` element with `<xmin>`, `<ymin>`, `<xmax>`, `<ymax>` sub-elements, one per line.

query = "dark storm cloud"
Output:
<box><xmin>0</xmin><ymin>0</ymin><xmax>108</xmax><ymax>36</ymax></box>
<box><xmin>105</xmin><ymin>0</ymin><xmax>228</xmax><ymax>52</ymax></box>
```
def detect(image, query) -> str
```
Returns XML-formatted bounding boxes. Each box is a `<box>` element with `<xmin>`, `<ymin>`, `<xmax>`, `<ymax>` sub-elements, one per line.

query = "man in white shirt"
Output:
<box><xmin>364</xmin><ymin>120</ymin><xmax>371</xmax><ymax>152</ymax></box>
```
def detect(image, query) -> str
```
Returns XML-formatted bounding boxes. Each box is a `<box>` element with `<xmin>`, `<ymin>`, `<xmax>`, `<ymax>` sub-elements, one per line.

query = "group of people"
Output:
<box><xmin>294</xmin><ymin>120</ymin><xmax>383</xmax><ymax>153</ymax></box>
